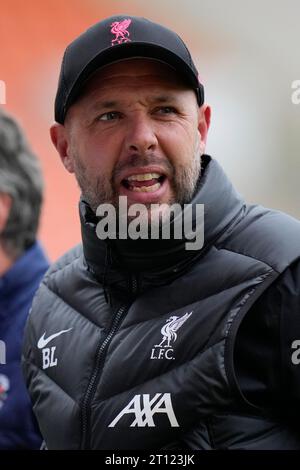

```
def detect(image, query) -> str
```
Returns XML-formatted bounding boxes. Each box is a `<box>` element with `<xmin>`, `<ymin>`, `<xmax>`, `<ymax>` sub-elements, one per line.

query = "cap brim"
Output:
<box><xmin>64</xmin><ymin>42</ymin><xmax>202</xmax><ymax>117</ymax></box>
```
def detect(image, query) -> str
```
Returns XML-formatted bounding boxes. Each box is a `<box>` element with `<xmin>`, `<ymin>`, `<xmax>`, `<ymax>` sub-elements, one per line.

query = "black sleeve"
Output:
<box><xmin>278</xmin><ymin>259</ymin><xmax>300</xmax><ymax>418</ymax></box>
<box><xmin>235</xmin><ymin>259</ymin><xmax>300</xmax><ymax>418</ymax></box>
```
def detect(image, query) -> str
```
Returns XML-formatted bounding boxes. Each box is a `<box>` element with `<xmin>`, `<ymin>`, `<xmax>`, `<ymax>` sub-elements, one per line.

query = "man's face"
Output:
<box><xmin>52</xmin><ymin>59</ymin><xmax>210</xmax><ymax>216</ymax></box>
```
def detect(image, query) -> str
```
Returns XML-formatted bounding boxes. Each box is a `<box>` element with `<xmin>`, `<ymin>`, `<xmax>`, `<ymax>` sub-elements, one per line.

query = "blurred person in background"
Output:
<box><xmin>23</xmin><ymin>16</ymin><xmax>300</xmax><ymax>449</ymax></box>
<box><xmin>0</xmin><ymin>108</ymin><xmax>48</xmax><ymax>449</ymax></box>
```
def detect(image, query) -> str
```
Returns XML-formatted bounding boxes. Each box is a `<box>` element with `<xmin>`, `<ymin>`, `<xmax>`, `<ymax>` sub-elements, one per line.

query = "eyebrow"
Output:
<box><xmin>149</xmin><ymin>95</ymin><xmax>177</xmax><ymax>103</ymax></box>
<box><xmin>91</xmin><ymin>100</ymin><xmax>118</xmax><ymax>111</ymax></box>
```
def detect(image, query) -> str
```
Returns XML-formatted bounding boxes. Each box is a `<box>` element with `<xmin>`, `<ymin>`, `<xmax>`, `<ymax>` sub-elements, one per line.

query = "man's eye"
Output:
<box><xmin>156</xmin><ymin>106</ymin><xmax>177</xmax><ymax>115</ymax></box>
<box><xmin>97</xmin><ymin>111</ymin><xmax>121</xmax><ymax>121</ymax></box>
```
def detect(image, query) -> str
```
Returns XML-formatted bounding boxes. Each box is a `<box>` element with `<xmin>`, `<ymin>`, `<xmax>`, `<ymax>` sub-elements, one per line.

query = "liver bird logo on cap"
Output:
<box><xmin>110</xmin><ymin>19</ymin><xmax>132</xmax><ymax>46</ymax></box>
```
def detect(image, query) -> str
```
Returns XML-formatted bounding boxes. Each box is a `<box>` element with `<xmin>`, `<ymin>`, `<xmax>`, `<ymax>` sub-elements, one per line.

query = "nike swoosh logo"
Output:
<box><xmin>37</xmin><ymin>328</ymin><xmax>73</xmax><ymax>349</ymax></box>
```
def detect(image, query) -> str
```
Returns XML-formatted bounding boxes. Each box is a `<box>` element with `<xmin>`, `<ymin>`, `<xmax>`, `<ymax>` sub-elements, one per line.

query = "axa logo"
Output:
<box><xmin>150</xmin><ymin>311</ymin><xmax>193</xmax><ymax>360</ymax></box>
<box><xmin>110</xmin><ymin>19</ymin><xmax>132</xmax><ymax>46</ymax></box>
<box><xmin>37</xmin><ymin>328</ymin><xmax>73</xmax><ymax>370</ymax></box>
<box><xmin>0</xmin><ymin>374</ymin><xmax>10</xmax><ymax>410</ymax></box>
<box><xmin>108</xmin><ymin>393</ymin><xmax>179</xmax><ymax>428</ymax></box>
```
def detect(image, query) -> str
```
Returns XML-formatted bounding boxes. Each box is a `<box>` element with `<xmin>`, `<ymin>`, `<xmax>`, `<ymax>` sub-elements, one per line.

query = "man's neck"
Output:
<box><xmin>0</xmin><ymin>247</ymin><xmax>13</xmax><ymax>277</ymax></box>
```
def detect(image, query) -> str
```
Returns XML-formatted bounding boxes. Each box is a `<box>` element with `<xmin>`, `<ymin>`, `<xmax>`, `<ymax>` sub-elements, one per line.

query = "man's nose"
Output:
<box><xmin>124</xmin><ymin>115</ymin><xmax>158</xmax><ymax>154</ymax></box>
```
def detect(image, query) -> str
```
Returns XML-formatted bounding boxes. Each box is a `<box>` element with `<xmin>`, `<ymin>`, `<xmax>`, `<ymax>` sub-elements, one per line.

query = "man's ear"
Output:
<box><xmin>50</xmin><ymin>123</ymin><xmax>75</xmax><ymax>173</ymax></box>
<box><xmin>198</xmin><ymin>105</ymin><xmax>211</xmax><ymax>155</ymax></box>
<box><xmin>0</xmin><ymin>193</ymin><xmax>12</xmax><ymax>233</ymax></box>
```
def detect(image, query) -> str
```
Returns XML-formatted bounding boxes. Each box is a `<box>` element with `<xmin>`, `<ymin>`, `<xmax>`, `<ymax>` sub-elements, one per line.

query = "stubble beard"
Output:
<box><xmin>73</xmin><ymin>141</ymin><xmax>202</xmax><ymax>218</ymax></box>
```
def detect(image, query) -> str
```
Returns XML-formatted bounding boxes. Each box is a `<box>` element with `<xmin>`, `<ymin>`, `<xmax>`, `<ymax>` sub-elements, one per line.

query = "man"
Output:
<box><xmin>0</xmin><ymin>109</ymin><xmax>48</xmax><ymax>448</ymax></box>
<box><xmin>22</xmin><ymin>15</ymin><xmax>300</xmax><ymax>450</ymax></box>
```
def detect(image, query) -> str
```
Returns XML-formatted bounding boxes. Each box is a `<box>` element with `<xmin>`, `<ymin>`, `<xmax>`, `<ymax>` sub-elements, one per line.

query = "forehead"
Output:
<box><xmin>76</xmin><ymin>58</ymin><xmax>193</xmax><ymax>102</ymax></box>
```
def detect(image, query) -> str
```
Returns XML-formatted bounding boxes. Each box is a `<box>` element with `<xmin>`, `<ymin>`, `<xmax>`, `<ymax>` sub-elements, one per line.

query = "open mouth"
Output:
<box><xmin>121</xmin><ymin>172</ymin><xmax>166</xmax><ymax>193</ymax></box>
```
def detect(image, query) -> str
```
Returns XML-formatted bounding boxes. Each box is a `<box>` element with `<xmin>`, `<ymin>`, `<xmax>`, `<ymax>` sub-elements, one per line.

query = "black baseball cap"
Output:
<box><xmin>54</xmin><ymin>15</ymin><xmax>205</xmax><ymax>124</ymax></box>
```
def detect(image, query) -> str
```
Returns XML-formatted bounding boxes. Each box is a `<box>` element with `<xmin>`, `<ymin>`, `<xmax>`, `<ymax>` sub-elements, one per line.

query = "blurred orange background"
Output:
<box><xmin>0</xmin><ymin>1</ymin><xmax>122</xmax><ymax>260</ymax></box>
<box><xmin>1</xmin><ymin>1</ymin><xmax>96</xmax><ymax>259</ymax></box>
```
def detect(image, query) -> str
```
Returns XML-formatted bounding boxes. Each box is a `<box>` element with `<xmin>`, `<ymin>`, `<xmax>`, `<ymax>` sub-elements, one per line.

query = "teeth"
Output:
<box><xmin>127</xmin><ymin>173</ymin><xmax>161</xmax><ymax>181</ymax></box>
<box><xmin>131</xmin><ymin>182</ymin><xmax>161</xmax><ymax>192</ymax></box>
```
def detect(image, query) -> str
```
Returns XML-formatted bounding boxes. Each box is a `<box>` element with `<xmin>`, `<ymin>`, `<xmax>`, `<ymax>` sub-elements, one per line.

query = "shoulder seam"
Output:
<box><xmin>219</xmin><ymin>245</ymin><xmax>279</xmax><ymax>273</ymax></box>
<box><xmin>45</xmin><ymin>249</ymin><xmax>83</xmax><ymax>279</ymax></box>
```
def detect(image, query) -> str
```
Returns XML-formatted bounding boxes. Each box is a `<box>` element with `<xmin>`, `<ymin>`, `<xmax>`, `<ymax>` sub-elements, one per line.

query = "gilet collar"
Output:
<box><xmin>80</xmin><ymin>155</ymin><xmax>245</xmax><ymax>291</ymax></box>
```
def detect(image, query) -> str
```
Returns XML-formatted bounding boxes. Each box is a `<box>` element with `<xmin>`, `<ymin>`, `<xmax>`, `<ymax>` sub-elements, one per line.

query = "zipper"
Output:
<box><xmin>80</xmin><ymin>276</ymin><xmax>138</xmax><ymax>449</ymax></box>
<box><xmin>80</xmin><ymin>303</ymin><xmax>128</xmax><ymax>449</ymax></box>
